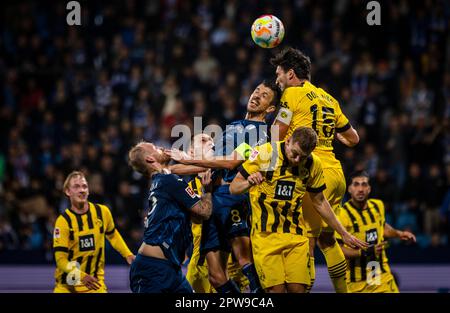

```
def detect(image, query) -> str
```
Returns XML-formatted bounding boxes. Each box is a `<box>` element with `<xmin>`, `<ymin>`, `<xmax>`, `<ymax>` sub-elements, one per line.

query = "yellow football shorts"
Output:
<box><xmin>53</xmin><ymin>280</ymin><xmax>107</xmax><ymax>293</ymax></box>
<box><xmin>347</xmin><ymin>271</ymin><xmax>399</xmax><ymax>293</ymax></box>
<box><xmin>302</xmin><ymin>167</ymin><xmax>346</xmax><ymax>237</ymax></box>
<box><xmin>251</xmin><ymin>231</ymin><xmax>312</xmax><ymax>289</ymax></box>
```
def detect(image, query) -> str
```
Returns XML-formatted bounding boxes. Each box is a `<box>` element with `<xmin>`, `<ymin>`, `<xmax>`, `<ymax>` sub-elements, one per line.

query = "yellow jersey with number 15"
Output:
<box><xmin>276</xmin><ymin>81</ymin><xmax>351</xmax><ymax>169</ymax></box>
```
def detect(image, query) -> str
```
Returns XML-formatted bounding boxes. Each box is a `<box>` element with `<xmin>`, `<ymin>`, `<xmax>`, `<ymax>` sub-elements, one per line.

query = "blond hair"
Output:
<box><xmin>63</xmin><ymin>171</ymin><xmax>86</xmax><ymax>192</ymax></box>
<box><xmin>128</xmin><ymin>142</ymin><xmax>150</xmax><ymax>177</ymax></box>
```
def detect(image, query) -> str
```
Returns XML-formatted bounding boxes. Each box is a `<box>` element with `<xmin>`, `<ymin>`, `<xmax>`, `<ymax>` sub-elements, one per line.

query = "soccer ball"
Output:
<box><xmin>251</xmin><ymin>15</ymin><xmax>285</xmax><ymax>48</ymax></box>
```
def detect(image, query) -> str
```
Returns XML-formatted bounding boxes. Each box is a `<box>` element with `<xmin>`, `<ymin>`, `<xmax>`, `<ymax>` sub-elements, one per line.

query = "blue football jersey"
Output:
<box><xmin>143</xmin><ymin>173</ymin><xmax>200</xmax><ymax>266</ymax></box>
<box><xmin>215</xmin><ymin>119</ymin><xmax>269</xmax><ymax>182</ymax></box>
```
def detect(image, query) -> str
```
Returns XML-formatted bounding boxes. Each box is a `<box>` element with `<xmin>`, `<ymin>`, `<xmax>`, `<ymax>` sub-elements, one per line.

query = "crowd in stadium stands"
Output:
<box><xmin>0</xmin><ymin>0</ymin><xmax>449</xmax><ymax>259</ymax></box>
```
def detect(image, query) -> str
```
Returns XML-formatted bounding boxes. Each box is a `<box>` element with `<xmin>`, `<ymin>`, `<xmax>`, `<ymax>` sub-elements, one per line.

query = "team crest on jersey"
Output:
<box><xmin>249</xmin><ymin>149</ymin><xmax>259</xmax><ymax>161</ymax></box>
<box><xmin>54</xmin><ymin>227</ymin><xmax>60</xmax><ymax>239</ymax></box>
<box><xmin>185</xmin><ymin>186</ymin><xmax>196</xmax><ymax>198</ymax></box>
<box><xmin>298</xmin><ymin>168</ymin><xmax>309</xmax><ymax>180</ymax></box>
<box><xmin>280</xmin><ymin>111</ymin><xmax>288</xmax><ymax>119</ymax></box>
<box><xmin>96</xmin><ymin>219</ymin><xmax>103</xmax><ymax>228</ymax></box>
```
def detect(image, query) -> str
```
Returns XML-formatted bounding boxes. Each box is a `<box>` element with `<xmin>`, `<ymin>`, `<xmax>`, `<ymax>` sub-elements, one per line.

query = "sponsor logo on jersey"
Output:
<box><xmin>185</xmin><ymin>186</ymin><xmax>196</xmax><ymax>198</ymax></box>
<box><xmin>54</xmin><ymin>227</ymin><xmax>60</xmax><ymax>239</ymax></box>
<box><xmin>249</xmin><ymin>149</ymin><xmax>260</xmax><ymax>161</ymax></box>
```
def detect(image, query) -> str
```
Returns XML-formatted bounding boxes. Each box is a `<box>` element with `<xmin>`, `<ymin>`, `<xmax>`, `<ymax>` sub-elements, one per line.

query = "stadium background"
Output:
<box><xmin>0</xmin><ymin>0</ymin><xmax>449</xmax><ymax>292</ymax></box>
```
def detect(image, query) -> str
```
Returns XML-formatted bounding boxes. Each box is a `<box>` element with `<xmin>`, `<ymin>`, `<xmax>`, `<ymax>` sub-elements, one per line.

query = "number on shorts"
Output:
<box><xmin>231</xmin><ymin>209</ymin><xmax>241</xmax><ymax>223</ymax></box>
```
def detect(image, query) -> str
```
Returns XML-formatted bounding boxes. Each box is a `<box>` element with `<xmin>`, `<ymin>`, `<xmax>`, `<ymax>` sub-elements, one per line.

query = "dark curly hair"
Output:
<box><xmin>270</xmin><ymin>47</ymin><xmax>311</xmax><ymax>80</ymax></box>
<box><xmin>261</xmin><ymin>79</ymin><xmax>282</xmax><ymax>108</ymax></box>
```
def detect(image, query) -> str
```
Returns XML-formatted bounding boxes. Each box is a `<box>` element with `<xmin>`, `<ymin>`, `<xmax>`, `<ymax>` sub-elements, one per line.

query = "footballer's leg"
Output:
<box><xmin>227</xmin><ymin>196</ymin><xmax>263</xmax><ymax>293</ymax></box>
<box><xmin>201</xmin><ymin>190</ymin><xmax>240</xmax><ymax>293</ymax></box>
<box><xmin>205</xmin><ymin>250</ymin><xmax>240</xmax><ymax>292</ymax></box>
<box><xmin>302</xmin><ymin>193</ymin><xmax>321</xmax><ymax>292</ymax></box>
<box><xmin>230</xmin><ymin>235</ymin><xmax>262</xmax><ymax>292</ymax></box>
<box><xmin>266</xmin><ymin>284</ymin><xmax>286</xmax><ymax>293</ymax></box>
<box><xmin>317</xmin><ymin>168</ymin><xmax>348</xmax><ymax>293</ymax></box>
<box><xmin>286</xmin><ymin>283</ymin><xmax>307</xmax><ymax>293</ymax></box>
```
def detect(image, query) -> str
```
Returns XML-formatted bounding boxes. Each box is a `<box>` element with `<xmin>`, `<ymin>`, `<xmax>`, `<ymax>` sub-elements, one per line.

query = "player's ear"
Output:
<box><xmin>266</xmin><ymin>105</ymin><xmax>276</xmax><ymax>114</ymax></box>
<box><xmin>288</xmin><ymin>68</ymin><xmax>295</xmax><ymax>80</ymax></box>
<box><xmin>145</xmin><ymin>155</ymin><xmax>156</xmax><ymax>164</ymax></box>
<box><xmin>64</xmin><ymin>188</ymin><xmax>71</xmax><ymax>198</ymax></box>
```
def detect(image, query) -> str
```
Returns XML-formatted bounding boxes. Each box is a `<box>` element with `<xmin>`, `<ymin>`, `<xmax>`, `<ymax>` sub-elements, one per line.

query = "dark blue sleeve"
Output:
<box><xmin>166</xmin><ymin>175</ymin><xmax>201</xmax><ymax>211</ymax></box>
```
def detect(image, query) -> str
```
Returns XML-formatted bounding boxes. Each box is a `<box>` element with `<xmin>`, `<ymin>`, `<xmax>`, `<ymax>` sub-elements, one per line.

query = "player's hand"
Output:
<box><xmin>247</xmin><ymin>172</ymin><xmax>265</xmax><ymax>186</ymax></box>
<box><xmin>374</xmin><ymin>241</ymin><xmax>388</xmax><ymax>257</ymax></box>
<box><xmin>81</xmin><ymin>273</ymin><xmax>101</xmax><ymax>290</ymax></box>
<box><xmin>126</xmin><ymin>255</ymin><xmax>136</xmax><ymax>265</ymax></box>
<box><xmin>165</xmin><ymin>149</ymin><xmax>192</xmax><ymax>163</ymax></box>
<box><xmin>399</xmin><ymin>230</ymin><xmax>416</xmax><ymax>243</ymax></box>
<box><xmin>342</xmin><ymin>232</ymin><xmax>369</xmax><ymax>250</ymax></box>
<box><xmin>201</xmin><ymin>169</ymin><xmax>213</xmax><ymax>192</ymax></box>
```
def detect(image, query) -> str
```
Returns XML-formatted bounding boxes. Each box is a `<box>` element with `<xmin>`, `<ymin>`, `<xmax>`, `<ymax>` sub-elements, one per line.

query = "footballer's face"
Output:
<box><xmin>275</xmin><ymin>66</ymin><xmax>293</xmax><ymax>91</ymax></box>
<box><xmin>139</xmin><ymin>142</ymin><xmax>171</xmax><ymax>165</ymax></box>
<box><xmin>247</xmin><ymin>84</ymin><xmax>275</xmax><ymax>114</ymax></box>
<box><xmin>285</xmin><ymin>139</ymin><xmax>309</xmax><ymax>166</ymax></box>
<box><xmin>65</xmin><ymin>176</ymin><xmax>89</xmax><ymax>204</ymax></box>
<box><xmin>348</xmin><ymin>176</ymin><xmax>371</xmax><ymax>202</ymax></box>
<box><xmin>191</xmin><ymin>134</ymin><xmax>215</xmax><ymax>159</ymax></box>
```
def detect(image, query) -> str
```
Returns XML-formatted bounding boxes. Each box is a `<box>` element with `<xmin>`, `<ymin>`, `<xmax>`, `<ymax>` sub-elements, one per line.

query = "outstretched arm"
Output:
<box><xmin>190</xmin><ymin>170</ymin><xmax>213</xmax><ymax>223</ymax></box>
<box><xmin>167</xmin><ymin>150</ymin><xmax>243</xmax><ymax>170</ymax></box>
<box><xmin>384</xmin><ymin>223</ymin><xmax>416</xmax><ymax>242</ymax></box>
<box><xmin>309</xmin><ymin>191</ymin><xmax>368</xmax><ymax>249</ymax></box>
<box><xmin>336</xmin><ymin>126</ymin><xmax>359</xmax><ymax>147</ymax></box>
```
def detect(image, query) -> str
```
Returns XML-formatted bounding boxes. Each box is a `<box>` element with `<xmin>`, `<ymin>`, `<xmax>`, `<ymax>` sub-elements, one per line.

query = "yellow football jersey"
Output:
<box><xmin>239</xmin><ymin>141</ymin><xmax>326</xmax><ymax>235</ymax></box>
<box><xmin>53</xmin><ymin>202</ymin><xmax>132</xmax><ymax>292</ymax></box>
<box><xmin>186</xmin><ymin>176</ymin><xmax>249</xmax><ymax>292</ymax></box>
<box><xmin>338</xmin><ymin>198</ymin><xmax>392</xmax><ymax>283</ymax></box>
<box><xmin>276</xmin><ymin>81</ymin><xmax>351</xmax><ymax>168</ymax></box>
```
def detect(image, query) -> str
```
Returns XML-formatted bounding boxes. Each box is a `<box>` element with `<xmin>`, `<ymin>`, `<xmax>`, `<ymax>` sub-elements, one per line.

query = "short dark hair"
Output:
<box><xmin>261</xmin><ymin>79</ymin><xmax>281</xmax><ymax>107</ymax></box>
<box><xmin>348</xmin><ymin>170</ymin><xmax>370</xmax><ymax>185</ymax></box>
<box><xmin>270</xmin><ymin>47</ymin><xmax>311</xmax><ymax>80</ymax></box>
<box><xmin>290</xmin><ymin>127</ymin><xmax>317</xmax><ymax>155</ymax></box>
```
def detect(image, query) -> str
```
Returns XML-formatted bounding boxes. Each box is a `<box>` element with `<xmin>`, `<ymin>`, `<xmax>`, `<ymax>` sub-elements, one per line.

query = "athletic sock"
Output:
<box><xmin>215</xmin><ymin>279</ymin><xmax>241</xmax><ymax>293</ymax></box>
<box><xmin>242</xmin><ymin>263</ymin><xmax>264</xmax><ymax>293</ymax></box>
<box><xmin>306</xmin><ymin>256</ymin><xmax>315</xmax><ymax>293</ymax></box>
<box><xmin>321</xmin><ymin>242</ymin><xmax>348</xmax><ymax>293</ymax></box>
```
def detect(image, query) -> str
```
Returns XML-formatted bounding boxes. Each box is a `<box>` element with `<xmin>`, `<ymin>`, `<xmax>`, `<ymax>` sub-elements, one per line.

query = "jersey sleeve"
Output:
<box><xmin>53</xmin><ymin>216</ymin><xmax>72</xmax><ymax>274</ymax></box>
<box><xmin>101</xmin><ymin>205</ymin><xmax>116</xmax><ymax>235</ymax></box>
<box><xmin>234</xmin><ymin>142</ymin><xmax>253</xmax><ymax>160</ymax></box>
<box><xmin>169</xmin><ymin>175</ymin><xmax>201</xmax><ymax>210</ymax></box>
<box><xmin>102</xmin><ymin>205</ymin><xmax>133</xmax><ymax>258</ymax></box>
<box><xmin>53</xmin><ymin>216</ymin><xmax>70</xmax><ymax>250</ymax></box>
<box><xmin>373</xmin><ymin>199</ymin><xmax>386</xmax><ymax>225</ymax></box>
<box><xmin>275</xmin><ymin>88</ymin><xmax>299</xmax><ymax>125</ymax></box>
<box><xmin>306</xmin><ymin>155</ymin><xmax>326</xmax><ymax>193</ymax></box>
<box><xmin>334</xmin><ymin>99</ymin><xmax>351</xmax><ymax>133</ymax></box>
<box><xmin>237</xmin><ymin>143</ymin><xmax>272</xmax><ymax>179</ymax></box>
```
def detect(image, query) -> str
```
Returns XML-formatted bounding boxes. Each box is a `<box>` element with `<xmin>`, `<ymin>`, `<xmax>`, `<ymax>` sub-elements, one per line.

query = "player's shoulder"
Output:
<box><xmin>341</xmin><ymin>200</ymin><xmax>354</xmax><ymax>213</ymax></box>
<box><xmin>309</xmin><ymin>152</ymin><xmax>323</xmax><ymax>167</ymax></box>
<box><xmin>163</xmin><ymin>173</ymin><xmax>186</xmax><ymax>185</ymax></box>
<box><xmin>230</xmin><ymin>119</ymin><xmax>245</xmax><ymax>126</ymax></box>
<box><xmin>55</xmin><ymin>210</ymin><xmax>70</xmax><ymax>226</ymax></box>
<box><xmin>313</xmin><ymin>83</ymin><xmax>340</xmax><ymax>105</ymax></box>
<box><xmin>368</xmin><ymin>198</ymin><xmax>385</xmax><ymax>209</ymax></box>
<box><xmin>89</xmin><ymin>202</ymin><xmax>113</xmax><ymax>216</ymax></box>
<box><xmin>246</xmin><ymin>142</ymin><xmax>272</xmax><ymax>163</ymax></box>
<box><xmin>282</xmin><ymin>84</ymin><xmax>309</xmax><ymax>98</ymax></box>
<box><xmin>242</xmin><ymin>119</ymin><xmax>267</xmax><ymax>127</ymax></box>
